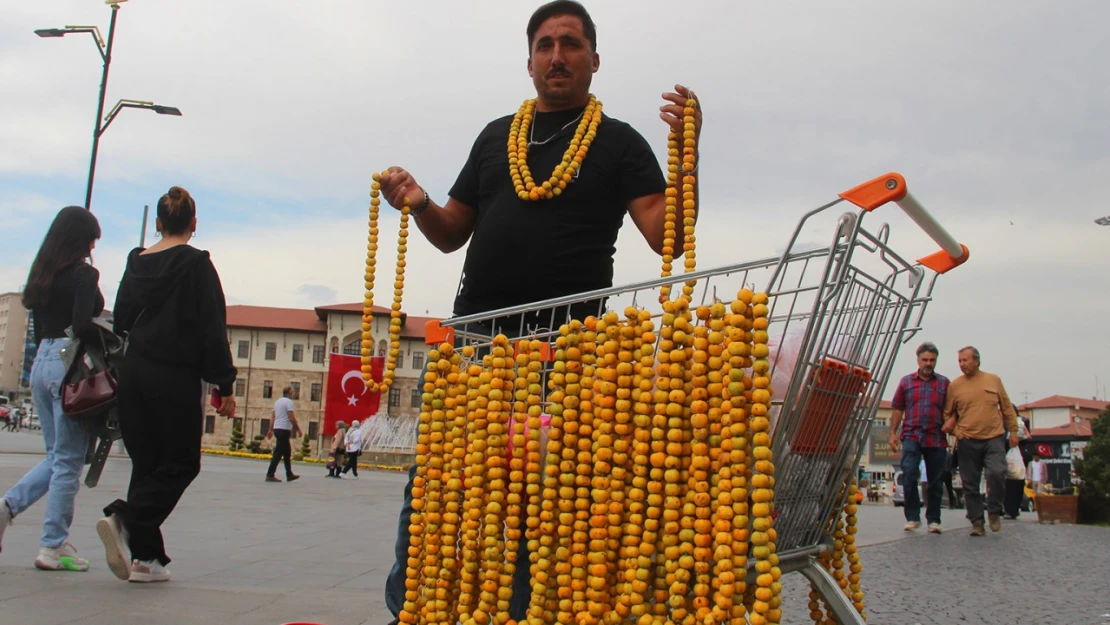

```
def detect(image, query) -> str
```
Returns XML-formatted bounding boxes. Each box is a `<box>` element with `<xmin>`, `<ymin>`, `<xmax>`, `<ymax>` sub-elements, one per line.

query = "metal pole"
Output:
<box><xmin>84</xmin><ymin>3</ymin><xmax>120</xmax><ymax>210</ymax></box>
<box><xmin>139</xmin><ymin>204</ymin><xmax>149</xmax><ymax>247</ymax></box>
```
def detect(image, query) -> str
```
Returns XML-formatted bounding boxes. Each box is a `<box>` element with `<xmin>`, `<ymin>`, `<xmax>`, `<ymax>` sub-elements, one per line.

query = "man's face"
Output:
<box><xmin>527</xmin><ymin>15</ymin><xmax>599</xmax><ymax>109</ymax></box>
<box><xmin>958</xmin><ymin>350</ymin><xmax>979</xmax><ymax>376</ymax></box>
<box><xmin>917</xmin><ymin>351</ymin><xmax>937</xmax><ymax>377</ymax></box>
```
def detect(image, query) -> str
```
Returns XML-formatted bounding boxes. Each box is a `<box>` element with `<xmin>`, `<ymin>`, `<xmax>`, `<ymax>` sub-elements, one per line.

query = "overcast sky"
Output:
<box><xmin>2</xmin><ymin>1</ymin><xmax>1107</xmax><ymax>404</ymax></box>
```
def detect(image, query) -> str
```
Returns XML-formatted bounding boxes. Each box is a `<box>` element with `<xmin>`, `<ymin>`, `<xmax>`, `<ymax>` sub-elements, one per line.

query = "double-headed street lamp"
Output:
<box><xmin>35</xmin><ymin>1</ymin><xmax>182</xmax><ymax>211</ymax></box>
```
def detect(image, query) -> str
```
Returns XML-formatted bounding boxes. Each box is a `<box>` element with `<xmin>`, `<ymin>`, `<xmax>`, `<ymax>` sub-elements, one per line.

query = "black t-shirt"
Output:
<box><xmin>31</xmin><ymin>263</ymin><xmax>105</xmax><ymax>347</ymax></box>
<box><xmin>448</xmin><ymin>105</ymin><xmax>665</xmax><ymax>318</ymax></box>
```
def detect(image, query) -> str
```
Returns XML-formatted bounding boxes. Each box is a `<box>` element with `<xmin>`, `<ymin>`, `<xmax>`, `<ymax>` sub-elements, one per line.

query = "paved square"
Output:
<box><xmin>0</xmin><ymin>430</ymin><xmax>1106</xmax><ymax>624</ymax></box>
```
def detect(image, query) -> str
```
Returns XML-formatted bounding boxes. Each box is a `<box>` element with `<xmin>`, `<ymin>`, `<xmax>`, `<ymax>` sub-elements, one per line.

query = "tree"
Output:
<box><xmin>246</xmin><ymin>434</ymin><xmax>267</xmax><ymax>454</ymax></box>
<box><xmin>1075</xmin><ymin>406</ymin><xmax>1110</xmax><ymax>523</ymax></box>
<box><xmin>228</xmin><ymin>420</ymin><xmax>244</xmax><ymax>451</ymax></box>
<box><xmin>293</xmin><ymin>433</ymin><xmax>311</xmax><ymax>461</ymax></box>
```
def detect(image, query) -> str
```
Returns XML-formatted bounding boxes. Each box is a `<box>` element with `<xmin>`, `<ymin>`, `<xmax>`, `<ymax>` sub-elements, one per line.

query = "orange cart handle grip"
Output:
<box><xmin>839</xmin><ymin>172</ymin><xmax>970</xmax><ymax>274</ymax></box>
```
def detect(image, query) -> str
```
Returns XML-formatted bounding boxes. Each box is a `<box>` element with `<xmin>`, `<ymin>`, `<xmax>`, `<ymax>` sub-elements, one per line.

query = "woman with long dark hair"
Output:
<box><xmin>95</xmin><ymin>186</ymin><xmax>237</xmax><ymax>583</ymax></box>
<box><xmin>0</xmin><ymin>206</ymin><xmax>103</xmax><ymax>571</ymax></box>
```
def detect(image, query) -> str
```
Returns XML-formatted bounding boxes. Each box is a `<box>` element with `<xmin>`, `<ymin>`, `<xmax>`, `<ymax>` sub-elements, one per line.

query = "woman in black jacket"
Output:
<box><xmin>0</xmin><ymin>206</ymin><xmax>103</xmax><ymax>571</ymax></box>
<box><xmin>95</xmin><ymin>186</ymin><xmax>237</xmax><ymax>583</ymax></box>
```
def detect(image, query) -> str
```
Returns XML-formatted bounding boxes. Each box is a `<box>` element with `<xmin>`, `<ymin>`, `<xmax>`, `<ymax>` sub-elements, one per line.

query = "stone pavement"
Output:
<box><xmin>0</xmin><ymin>429</ymin><xmax>1106</xmax><ymax>625</ymax></box>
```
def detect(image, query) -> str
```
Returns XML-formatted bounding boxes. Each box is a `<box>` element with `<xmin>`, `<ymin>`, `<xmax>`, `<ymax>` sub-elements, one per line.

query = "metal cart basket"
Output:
<box><xmin>422</xmin><ymin>172</ymin><xmax>968</xmax><ymax>624</ymax></box>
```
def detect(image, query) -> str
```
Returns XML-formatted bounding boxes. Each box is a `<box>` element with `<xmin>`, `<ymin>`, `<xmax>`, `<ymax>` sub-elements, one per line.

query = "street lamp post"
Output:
<box><xmin>35</xmin><ymin>1</ymin><xmax>182</xmax><ymax>211</ymax></box>
<box><xmin>84</xmin><ymin>2</ymin><xmax>119</xmax><ymax>212</ymax></box>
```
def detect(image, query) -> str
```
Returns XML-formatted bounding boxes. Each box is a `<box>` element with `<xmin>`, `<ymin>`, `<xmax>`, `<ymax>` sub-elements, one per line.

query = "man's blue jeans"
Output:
<box><xmin>899</xmin><ymin>439</ymin><xmax>947</xmax><ymax>525</ymax></box>
<box><xmin>2</xmin><ymin>338</ymin><xmax>90</xmax><ymax>548</ymax></box>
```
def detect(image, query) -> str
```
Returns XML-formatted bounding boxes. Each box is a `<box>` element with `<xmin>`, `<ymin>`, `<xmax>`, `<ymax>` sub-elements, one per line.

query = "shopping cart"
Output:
<box><xmin>422</xmin><ymin>172</ymin><xmax>968</xmax><ymax>624</ymax></box>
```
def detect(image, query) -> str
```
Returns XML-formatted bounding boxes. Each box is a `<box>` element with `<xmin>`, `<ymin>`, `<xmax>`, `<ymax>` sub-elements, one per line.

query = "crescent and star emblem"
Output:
<box><xmin>340</xmin><ymin>370</ymin><xmax>367</xmax><ymax>406</ymax></box>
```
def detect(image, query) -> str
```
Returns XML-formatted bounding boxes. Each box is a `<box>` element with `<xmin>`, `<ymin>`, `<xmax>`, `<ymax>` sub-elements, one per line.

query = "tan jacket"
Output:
<box><xmin>943</xmin><ymin>370</ymin><xmax>1018</xmax><ymax>440</ymax></box>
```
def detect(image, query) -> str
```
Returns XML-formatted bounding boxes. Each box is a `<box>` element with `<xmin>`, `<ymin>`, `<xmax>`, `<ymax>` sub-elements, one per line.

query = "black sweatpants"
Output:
<box><xmin>104</xmin><ymin>355</ymin><xmax>203</xmax><ymax>566</ymax></box>
<box><xmin>1003</xmin><ymin>478</ymin><xmax>1025</xmax><ymax>517</ymax></box>
<box><xmin>267</xmin><ymin>429</ymin><xmax>294</xmax><ymax>478</ymax></box>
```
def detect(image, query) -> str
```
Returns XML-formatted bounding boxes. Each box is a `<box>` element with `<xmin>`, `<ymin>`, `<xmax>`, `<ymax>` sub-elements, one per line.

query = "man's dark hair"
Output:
<box><xmin>915</xmin><ymin>342</ymin><xmax>939</xmax><ymax>357</ymax></box>
<box><xmin>527</xmin><ymin>0</ymin><xmax>597</xmax><ymax>54</ymax></box>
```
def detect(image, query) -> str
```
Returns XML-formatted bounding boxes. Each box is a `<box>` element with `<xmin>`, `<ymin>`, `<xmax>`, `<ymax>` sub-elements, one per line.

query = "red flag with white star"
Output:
<box><xmin>323</xmin><ymin>352</ymin><xmax>384</xmax><ymax>436</ymax></box>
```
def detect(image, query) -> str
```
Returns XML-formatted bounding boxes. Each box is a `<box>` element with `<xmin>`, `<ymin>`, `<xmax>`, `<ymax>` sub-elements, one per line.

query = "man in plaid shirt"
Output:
<box><xmin>889</xmin><ymin>342</ymin><xmax>950</xmax><ymax>533</ymax></box>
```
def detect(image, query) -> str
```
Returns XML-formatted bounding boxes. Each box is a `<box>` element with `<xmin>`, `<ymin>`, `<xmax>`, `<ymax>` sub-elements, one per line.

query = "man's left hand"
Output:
<box><xmin>660</xmin><ymin>84</ymin><xmax>703</xmax><ymax>142</ymax></box>
<box><xmin>1009</xmin><ymin>433</ymin><xmax>1019</xmax><ymax>448</ymax></box>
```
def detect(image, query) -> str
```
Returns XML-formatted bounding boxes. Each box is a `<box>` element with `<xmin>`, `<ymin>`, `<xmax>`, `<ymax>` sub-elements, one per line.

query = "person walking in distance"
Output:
<box><xmin>889</xmin><ymin>342</ymin><xmax>950</xmax><ymax>533</ymax></box>
<box><xmin>0</xmin><ymin>207</ymin><xmax>104</xmax><ymax>571</ymax></box>
<box><xmin>942</xmin><ymin>346</ymin><xmax>1019</xmax><ymax>536</ymax></box>
<box><xmin>376</xmin><ymin>2</ymin><xmax>704</xmax><ymax>621</ymax></box>
<box><xmin>341</xmin><ymin>420</ymin><xmax>363</xmax><ymax>478</ymax></box>
<box><xmin>97</xmin><ymin>186</ymin><xmax>237</xmax><ymax>582</ymax></box>
<box><xmin>265</xmin><ymin>386</ymin><xmax>302</xmax><ymax>483</ymax></box>
<box><xmin>1030</xmin><ymin>455</ymin><xmax>1047</xmax><ymax>495</ymax></box>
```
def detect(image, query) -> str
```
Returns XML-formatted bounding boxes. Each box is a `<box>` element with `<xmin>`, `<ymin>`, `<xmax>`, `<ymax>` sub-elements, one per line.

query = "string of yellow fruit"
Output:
<box><xmin>571</xmin><ymin>322</ymin><xmax>594</xmax><ymax>624</ymax></box>
<box><xmin>458</xmin><ymin>351</ymin><xmax>487</xmax><ymax>625</ymax></box>
<box><xmin>659</xmin><ymin>97</ymin><xmax>699</xmax><ymax>302</ymax></box>
<box><xmin>586</xmin><ymin>314</ymin><xmax>617</xmax><ymax>624</ymax></box>
<box><xmin>746</xmin><ymin>290</ymin><xmax>782</xmax><ymax>625</ymax></box>
<box><xmin>363</xmin><ymin>172</ymin><xmax>409</xmax><ymax>392</ymax></box>
<box><xmin>442</xmin><ymin>348</ymin><xmax>468</xmax><ymax>625</ymax></box>
<box><xmin>844</xmin><ymin>482</ymin><xmax>866</xmax><ymax>619</ymax></box>
<box><xmin>508</xmin><ymin>95</ymin><xmax>602</xmax><ymax>201</ymax></box>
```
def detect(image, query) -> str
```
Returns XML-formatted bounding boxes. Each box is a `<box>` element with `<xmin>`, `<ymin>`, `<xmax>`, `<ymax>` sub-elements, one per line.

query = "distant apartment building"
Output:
<box><xmin>0</xmin><ymin>292</ymin><xmax>29</xmax><ymax>398</ymax></box>
<box><xmin>201</xmin><ymin>303</ymin><xmax>439</xmax><ymax>456</ymax></box>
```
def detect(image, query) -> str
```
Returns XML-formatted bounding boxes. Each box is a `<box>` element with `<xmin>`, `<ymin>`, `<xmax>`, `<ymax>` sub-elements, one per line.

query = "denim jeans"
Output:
<box><xmin>2</xmin><ymin>337</ymin><xmax>90</xmax><ymax>548</ymax></box>
<box><xmin>899</xmin><ymin>439</ymin><xmax>948</xmax><ymax>525</ymax></box>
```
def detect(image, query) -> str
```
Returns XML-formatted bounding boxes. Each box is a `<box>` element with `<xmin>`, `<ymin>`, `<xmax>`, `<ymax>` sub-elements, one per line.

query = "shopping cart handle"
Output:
<box><xmin>839</xmin><ymin>172</ymin><xmax>970</xmax><ymax>273</ymax></box>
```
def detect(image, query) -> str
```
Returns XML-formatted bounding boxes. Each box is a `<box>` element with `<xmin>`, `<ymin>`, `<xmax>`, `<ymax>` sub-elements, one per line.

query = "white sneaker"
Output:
<box><xmin>129</xmin><ymin>559</ymin><xmax>171</xmax><ymax>583</ymax></box>
<box><xmin>928</xmin><ymin>523</ymin><xmax>943</xmax><ymax>534</ymax></box>
<box><xmin>96</xmin><ymin>515</ymin><xmax>131</xmax><ymax>581</ymax></box>
<box><xmin>0</xmin><ymin>499</ymin><xmax>12</xmax><ymax>553</ymax></box>
<box><xmin>34</xmin><ymin>542</ymin><xmax>90</xmax><ymax>571</ymax></box>
<box><xmin>903</xmin><ymin>521</ymin><xmax>921</xmax><ymax>531</ymax></box>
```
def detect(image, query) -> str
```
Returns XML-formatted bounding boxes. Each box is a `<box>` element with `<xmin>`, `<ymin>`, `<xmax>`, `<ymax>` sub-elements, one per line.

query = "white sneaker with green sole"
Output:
<box><xmin>34</xmin><ymin>542</ymin><xmax>90</xmax><ymax>571</ymax></box>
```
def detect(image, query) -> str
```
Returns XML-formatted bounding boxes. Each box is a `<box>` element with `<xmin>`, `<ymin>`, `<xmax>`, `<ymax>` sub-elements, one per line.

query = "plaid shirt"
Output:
<box><xmin>890</xmin><ymin>371</ymin><xmax>950</xmax><ymax>448</ymax></box>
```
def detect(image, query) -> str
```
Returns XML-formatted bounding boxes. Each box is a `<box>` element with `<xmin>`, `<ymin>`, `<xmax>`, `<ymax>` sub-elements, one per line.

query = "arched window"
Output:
<box><xmin>330</xmin><ymin>337</ymin><xmax>339</xmax><ymax>353</ymax></box>
<box><xmin>343</xmin><ymin>339</ymin><xmax>362</xmax><ymax>356</ymax></box>
<box><xmin>377</xmin><ymin>339</ymin><xmax>388</xmax><ymax>357</ymax></box>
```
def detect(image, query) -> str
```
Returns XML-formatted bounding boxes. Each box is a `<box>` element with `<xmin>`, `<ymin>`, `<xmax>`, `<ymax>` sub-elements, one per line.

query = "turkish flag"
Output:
<box><xmin>324</xmin><ymin>352</ymin><xmax>384</xmax><ymax>436</ymax></box>
<box><xmin>1035</xmin><ymin>442</ymin><xmax>1053</xmax><ymax>458</ymax></box>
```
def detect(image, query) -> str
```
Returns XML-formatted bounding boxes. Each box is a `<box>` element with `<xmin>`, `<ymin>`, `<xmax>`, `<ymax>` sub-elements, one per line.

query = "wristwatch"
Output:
<box><xmin>412</xmin><ymin>187</ymin><xmax>431</xmax><ymax>216</ymax></box>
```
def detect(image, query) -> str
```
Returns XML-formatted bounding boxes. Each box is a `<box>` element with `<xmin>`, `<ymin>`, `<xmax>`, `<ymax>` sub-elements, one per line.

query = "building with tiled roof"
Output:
<box><xmin>1018</xmin><ymin>394</ymin><xmax>1108</xmax><ymax>430</ymax></box>
<box><xmin>202</xmin><ymin>302</ymin><xmax>441</xmax><ymax>454</ymax></box>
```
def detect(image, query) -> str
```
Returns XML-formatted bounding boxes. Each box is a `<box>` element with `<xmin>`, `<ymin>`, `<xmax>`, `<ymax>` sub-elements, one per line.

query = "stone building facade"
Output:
<box><xmin>202</xmin><ymin>303</ymin><xmax>439</xmax><ymax>458</ymax></box>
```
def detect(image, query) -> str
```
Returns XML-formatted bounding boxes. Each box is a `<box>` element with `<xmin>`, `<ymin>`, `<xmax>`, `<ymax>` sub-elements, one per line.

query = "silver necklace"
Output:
<box><xmin>528</xmin><ymin>112</ymin><xmax>584</xmax><ymax>147</ymax></box>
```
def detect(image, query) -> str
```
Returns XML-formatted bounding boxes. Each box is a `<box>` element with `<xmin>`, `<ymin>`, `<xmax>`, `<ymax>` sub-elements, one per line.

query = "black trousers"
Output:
<box><xmin>1003</xmin><ymin>478</ymin><xmax>1025</xmax><ymax>517</ymax></box>
<box><xmin>104</xmin><ymin>355</ymin><xmax>203</xmax><ymax>566</ymax></box>
<box><xmin>267</xmin><ymin>429</ymin><xmax>294</xmax><ymax>477</ymax></box>
<box><xmin>342</xmin><ymin>450</ymin><xmax>360</xmax><ymax>476</ymax></box>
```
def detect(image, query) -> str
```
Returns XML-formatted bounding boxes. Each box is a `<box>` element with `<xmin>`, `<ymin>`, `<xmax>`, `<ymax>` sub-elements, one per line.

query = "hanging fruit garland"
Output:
<box><xmin>363</xmin><ymin>171</ymin><xmax>410</xmax><ymax>391</ymax></box>
<box><xmin>508</xmin><ymin>95</ymin><xmax>603</xmax><ymax>201</ymax></box>
<box><xmin>659</xmin><ymin>97</ymin><xmax>699</xmax><ymax>302</ymax></box>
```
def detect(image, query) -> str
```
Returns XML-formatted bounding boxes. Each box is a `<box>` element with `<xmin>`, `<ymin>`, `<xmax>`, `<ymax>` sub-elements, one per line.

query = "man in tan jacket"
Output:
<box><xmin>942</xmin><ymin>346</ymin><xmax>1019</xmax><ymax>536</ymax></box>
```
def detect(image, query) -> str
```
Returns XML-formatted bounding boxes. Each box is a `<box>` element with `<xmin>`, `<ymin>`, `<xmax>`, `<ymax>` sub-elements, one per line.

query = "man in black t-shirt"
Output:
<box><xmin>378</xmin><ymin>1</ymin><xmax>703</xmax><ymax>327</ymax></box>
<box><xmin>380</xmin><ymin>2</ymin><xmax>704</xmax><ymax>622</ymax></box>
